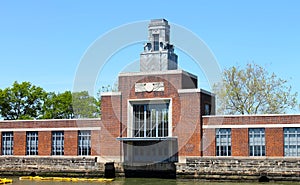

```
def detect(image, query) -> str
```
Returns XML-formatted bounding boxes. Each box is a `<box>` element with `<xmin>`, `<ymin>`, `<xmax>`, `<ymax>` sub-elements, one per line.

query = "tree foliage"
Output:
<box><xmin>42</xmin><ymin>91</ymin><xmax>73</xmax><ymax>119</ymax></box>
<box><xmin>0</xmin><ymin>81</ymin><xmax>47</xmax><ymax>120</ymax></box>
<box><xmin>72</xmin><ymin>91</ymin><xmax>100</xmax><ymax>118</ymax></box>
<box><xmin>213</xmin><ymin>63</ymin><xmax>298</xmax><ymax>115</ymax></box>
<box><xmin>0</xmin><ymin>81</ymin><xmax>100</xmax><ymax>120</ymax></box>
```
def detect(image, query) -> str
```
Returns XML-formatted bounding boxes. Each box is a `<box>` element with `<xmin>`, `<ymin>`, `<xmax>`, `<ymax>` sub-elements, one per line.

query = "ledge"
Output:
<box><xmin>117</xmin><ymin>137</ymin><xmax>177</xmax><ymax>141</ymax></box>
<box><xmin>101</xmin><ymin>92</ymin><xmax>121</xmax><ymax>96</ymax></box>
<box><xmin>178</xmin><ymin>88</ymin><xmax>215</xmax><ymax>96</ymax></box>
<box><xmin>119</xmin><ymin>69</ymin><xmax>197</xmax><ymax>79</ymax></box>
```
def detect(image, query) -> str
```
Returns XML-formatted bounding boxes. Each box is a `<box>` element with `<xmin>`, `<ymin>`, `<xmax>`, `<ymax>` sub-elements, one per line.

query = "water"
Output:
<box><xmin>8</xmin><ymin>178</ymin><xmax>300</xmax><ymax>185</ymax></box>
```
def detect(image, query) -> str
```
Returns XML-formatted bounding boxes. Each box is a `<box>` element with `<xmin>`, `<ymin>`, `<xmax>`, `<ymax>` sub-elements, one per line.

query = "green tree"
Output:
<box><xmin>213</xmin><ymin>63</ymin><xmax>298</xmax><ymax>115</ymax></box>
<box><xmin>0</xmin><ymin>81</ymin><xmax>47</xmax><ymax>120</ymax></box>
<box><xmin>72</xmin><ymin>91</ymin><xmax>100</xmax><ymax>118</ymax></box>
<box><xmin>42</xmin><ymin>91</ymin><xmax>73</xmax><ymax>119</ymax></box>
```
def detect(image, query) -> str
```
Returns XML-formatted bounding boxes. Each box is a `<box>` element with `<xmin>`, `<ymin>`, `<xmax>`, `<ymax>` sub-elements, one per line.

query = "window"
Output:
<box><xmin>2</xmin><ymin>132</ymin><xmax>13</xmax><ymax>155</ymax></box>
<box><xmin>284</xmin><ymin>128</ymin><xmax>300</xmax><ymax>156</ymax></box>
<box><xmin>52</xmin><ymin>131</ymin><xmax>64</xmax><ymax>155</ymax></box>
<box><xmin>78</xmin><ymin>130</ymin><xmax>91</xmax><ymax>156</ymax></box>
<box><xmin>26</xmin><ymin>131</ymin><xmax>38</xmax><ymax>155</ymax></box>
<box><xmin>216</xmin><ymin>128</ymin><xmax>231</xmax><ymax>156</ymax></box>
<box><xmin>249</xmin><ymin>128</ymin><xmax>265</xmax><ymax>156</ymax></box>
<box><xmin>153</xmin><ymin>34</ymin><xmax>159</xmax><ymax>51</ymax></box>
<box><xmin>133</xmin><ymin>103</ymin><xmax>169</xmax><ymax>137</ymax></box>
<box><xmin>204</xmin><ymin>104</ymin><xmax>211</xmax><ymax>115</ymax></box>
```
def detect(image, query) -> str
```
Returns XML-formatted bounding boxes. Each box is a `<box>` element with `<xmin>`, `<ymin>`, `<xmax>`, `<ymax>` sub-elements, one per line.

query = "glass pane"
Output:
<box><xmin>133</xmin><ymin>103</ymin><xmax>169</xmax><ymax>138</ymax></box>
<box><xmin>215</xmin><ymin>128</ymin><xmax>231</xmax><ymax>156</ymax></box>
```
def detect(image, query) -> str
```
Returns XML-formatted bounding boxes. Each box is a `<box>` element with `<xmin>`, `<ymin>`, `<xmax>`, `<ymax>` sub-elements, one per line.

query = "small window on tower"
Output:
<box><xmin>204</xmin><ymin>104</ymin><xmax>211</xmax><ymax>115</ymax></box>
<box><xmin>153</xmin><ymin>34</ymin><xmax>159</xmax><ymax>51</ymax></box>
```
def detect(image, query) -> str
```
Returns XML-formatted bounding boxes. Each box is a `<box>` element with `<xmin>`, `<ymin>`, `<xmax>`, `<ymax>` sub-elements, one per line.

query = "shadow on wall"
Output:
<box><xmin>123</xmin><ymin>162</ymin><xmax>176</xmax><ymax>179</ymax></box>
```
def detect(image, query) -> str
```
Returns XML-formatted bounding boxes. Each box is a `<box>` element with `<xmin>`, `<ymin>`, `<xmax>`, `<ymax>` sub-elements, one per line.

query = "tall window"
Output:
<box><xmin>153</xmin><ymin>34</ymin><xmax>159</xmax><ymax>51</ymax></box>
<box><xmin>78</xmin><ymin>130</ymin><xmax>91</xmax><ymax>156</ymax></box>
<box><xmin>216</xmin><ymin>128</ymin><xmax>231</xmax><ymax>156</ymax></box>
<box><xmin>133</xmin><ymin>103</ymin><xmax>169</xmax><ymax>137</ymax></box>
<box><xmin>284</xmin><ymin>128</ymin><xmax>300</xmax><ymax>156</ymax></box>
<box><xmin>2</xmin><ymin>132</ymin><xmax>13</xmax><ymax>155</ymax></box>
<box><xmin>249</xmin><ymin>128</ymin><xmax>265</xmax><ymax>156</ymax></box>
<box><xmin>26</xmin><ymin>131</ymin><xmax>38</xmax><ymax>155</ymax></box>
<box><xmin>204</xmin><ymin>104</ymin><xmax>211</xmax><ymax>115</ymax></box>
<box><xmin>52</xmin><ymin>131</ymin><xmax>64</xmax><ymax>155</ymax></box>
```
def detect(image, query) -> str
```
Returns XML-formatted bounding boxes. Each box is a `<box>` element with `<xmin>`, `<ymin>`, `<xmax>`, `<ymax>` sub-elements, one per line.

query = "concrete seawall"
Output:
<box><xmin>0</xmin><ymin>156</ymin><xmax>124</xmax><ymax>177</ymax></box>
<box><xmin>1</xmin><ymin>156</ymin><xmax>300</xmax><ymax>181</ymax></box>
<box><xmin>177</xmin><ymin>157</ymin><xmax>300</xmax><ymax>181</ymax></box>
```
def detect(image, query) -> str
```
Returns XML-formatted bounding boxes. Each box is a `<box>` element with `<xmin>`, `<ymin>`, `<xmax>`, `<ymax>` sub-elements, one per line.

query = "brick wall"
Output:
<box><xmin>64</xmin><ymin>131</ymin><xmax>78</xmax><ymax>156</ymax></box>
<box><xmin>118</xmin><ymin>71</ymin><xmax>199</xmax><ymax>136</ymax></box>
<box><xmin>266</xmin><ymin>128</ymin><xmax>284</xmax><ymax>157</ymax></box>
<box><xmin>176</xmin><ymin>92</ymin><xmax>201</xmax><ymax>157</ymax></box>
<box><xmin>0</xmin><ymin>133</ymin><xmax>2</xmax><ymax>155</ymax></box>
<box><xmin>38</xmin><ymin>131</ymin><xmax>52</xmax><ymax>156</ymax></box>
<box><xmin>202</xmin><ymin>128</ymin><xmax>215</xmax><ymax>156</ymax></box>
<box><xmin>116</xmin><ymin>71</ymin><xmax>218</xmax><ymax>160</ymax></box>
<box><xmin>0</xmin><ymin>119</ymin><xmax>101</xmax><ymax>157</ymax></box>
<box><xmin>13</xmin><ymin>131</ymin><xmax>26</xmax><ymax>155</ymax></box>
<box><xmin>100</xmin><ymin>95</ymin><xmax>122</xmax><ymax>159</ymax></box>
<box><xmin>231</xmin><ymin>128</ymin><xmax>248</xmax><ymax>156</ymax></box>
<box><xmin>202</xmin><ymin>115</ymin><xmax>300</xmax><ymax>157</ymax></box>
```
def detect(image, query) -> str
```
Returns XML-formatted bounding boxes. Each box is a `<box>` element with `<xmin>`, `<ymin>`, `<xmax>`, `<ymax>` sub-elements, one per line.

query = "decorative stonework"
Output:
<box><xmin>140</xmin><ymin>19</ymin><xmax>178</xmax><ymax>71</ymax></box>
<box><xmin>135</xmin><ymin>82</ymin><xmax>164</xmax><ymax>92</ymax></box>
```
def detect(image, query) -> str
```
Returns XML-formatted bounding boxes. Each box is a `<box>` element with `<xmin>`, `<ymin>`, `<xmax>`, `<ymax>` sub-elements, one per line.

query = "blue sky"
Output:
<box><xmin>1</xmin><ymin>1</ymin><xmax>300</xmax><ymax>103</ymax></box>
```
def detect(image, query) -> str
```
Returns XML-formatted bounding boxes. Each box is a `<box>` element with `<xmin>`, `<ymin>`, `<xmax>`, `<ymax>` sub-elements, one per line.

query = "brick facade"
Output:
<box><xmin>231</xmin><ymin>128</ymin><xmax>249</xmax><ymax>156</ymax></box>
<box><xmin>176</xmin><ymin>91</ymin><xmax>201</xmax><ymax>157</ymax></box>
<box><xmin>100</xmin><ymin>94</ymin><xmax>122</xmax><ymax>160</ymax></box>
<box><xmin>64</xmin><ymin>131</ymin><xmax>78</xmax><ymax>156</ymax></box>
<box><xmin>38</xmin><ymin>131</ymin><xmax>52</xmax><ymax>156</ymax></box>
<box><xmin>1</xmin><ymin>19</ymin><xmax>300</xmax><ymax>164</ymax></box>
<box><xmin>13</xmin><ymin>131</ymin><xmax>26</xmax><ymax>156</ymax></box>
<box><xmin>202</xmin><ymin>115</ymin><xmax>300</xmax><ymax>157</ymax></box>
<box><xmin>265</xmin><ymin>128</ymin><xmax>284</xmax><ymax>157</ymax></box>
<box><xmin>0</xmin><ymin>119</ymin><xmax>101</xmax><ymax>158</ymax></box>
<box><xmin>2</xmin><ymin>82</ymin><xmax>298</xmax><ymax>161</ymax></box>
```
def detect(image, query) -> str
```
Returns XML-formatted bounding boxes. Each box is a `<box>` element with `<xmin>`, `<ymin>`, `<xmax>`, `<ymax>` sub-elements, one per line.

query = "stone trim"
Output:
<box><xmin>119</xmin><ymin>69</ymin><xmax>197</xmax><ymax>79</ymax></box>
<box><xmin>178</xmin><ymin>88</ymin><xmax>215</xmax><ymax>96</ymax></box>
<box><xmin>203</xmin><ymin>124</ymin><xmax>300</xmax><ymax>129</ymax></box>
<box><xmin>203</xmin><ymin>114</ymin><xmax>300</xmax><ymax>118</ymax></box>
<box><xmin>101</xmin><ymin>92</ymin><xmax>121</xmax><ymax>96</ymax></box>
<box><xmin>0</xmin><ymin>127</ymin><xmax>101</xmax><ymax>132</ymax></box>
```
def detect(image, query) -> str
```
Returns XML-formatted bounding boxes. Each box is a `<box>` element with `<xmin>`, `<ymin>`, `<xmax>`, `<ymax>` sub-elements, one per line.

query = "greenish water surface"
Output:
<box><xmin>8</xmin><ymin>178</ymin><xmax>300</xmax><ymax>185</ymax></box>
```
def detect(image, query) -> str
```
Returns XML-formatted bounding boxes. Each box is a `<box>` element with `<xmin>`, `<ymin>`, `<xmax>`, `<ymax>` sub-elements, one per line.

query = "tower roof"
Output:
<box><xmin>140</xmin><ymin>19</ymin><xmax>178</xmax><ymax>72</ymax></box>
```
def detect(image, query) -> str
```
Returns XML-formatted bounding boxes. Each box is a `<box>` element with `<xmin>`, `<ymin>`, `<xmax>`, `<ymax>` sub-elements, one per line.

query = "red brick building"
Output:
<box><xmin>203</xmin><ymin>115</ymin><xmax>300</xmax><ymax>158</ymax></box>
<box><xmin>1</xmin><ymin>19</ymin><xmax>300</xmax><ymax>165</ymax></box>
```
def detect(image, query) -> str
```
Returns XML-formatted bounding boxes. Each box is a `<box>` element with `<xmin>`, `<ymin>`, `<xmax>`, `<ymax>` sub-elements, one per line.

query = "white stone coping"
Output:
<box><xmin>178</xmin><ymin>88</ymin><xmax>215</xmax><ymax>96</ymax></box>
<box><xmin>0</xmin><ymin>118</ymin><xmax>101</xmax><ymax>122</ymax></box>
<box><xmin>119</xmin><ymin>69</ymin><xmax>197</xmax><ymax>79</ymax></box>
<box><xmin>203</xmin><ymin>114</ymin><xmax>300</xmax><ymax>118</ymax></box>
<box><xmin>101</xmin><ymin>92</ymin><xmax>121</xmax><ymax>96</ymax></box>
<box><xmin>0</xmin><ymin>127</ymin><xmax>101</xmax><ymax>132</ymax></box>
<box><xmin>203</xmin><ymin>124</ymin><xmax>300</xmax><ymax>129</ymax></box>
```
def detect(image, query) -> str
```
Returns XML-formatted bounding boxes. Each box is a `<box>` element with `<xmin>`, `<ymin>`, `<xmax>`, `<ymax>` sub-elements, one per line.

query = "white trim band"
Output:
<box><xmin>203</xmin><ymin>124</ymin><xmax>300</xmax><ymax>129</ymax></box>
<box><xmin>0</xmin><ymin>127</ymin><xmax>101</xmax><ymax>132</ymax></box>
<box><xmin>101</xmin><ymin>92</ymin><xmax>121</xmax><ymax>96</ymax></box>
<box><xmin>178</xmin><ymin>88</ymin><xmax>215</xmax><ymax>96</ymax></box>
